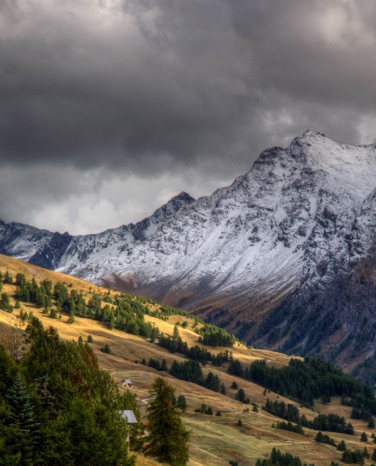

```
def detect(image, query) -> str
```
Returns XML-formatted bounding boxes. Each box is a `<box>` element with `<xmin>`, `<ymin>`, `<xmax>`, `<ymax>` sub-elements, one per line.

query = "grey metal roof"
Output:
<box><xmin>120</xmin><ymin>410</ymin><xmax>138</xmax><ymax>424</ymax></box>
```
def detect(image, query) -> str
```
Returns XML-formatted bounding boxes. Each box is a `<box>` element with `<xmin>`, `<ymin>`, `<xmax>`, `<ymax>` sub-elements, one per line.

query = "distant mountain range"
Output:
<box><xmin>2</xmin><ymin>130</ymin><xmax>376</xmax><ymax>376</ymax></box>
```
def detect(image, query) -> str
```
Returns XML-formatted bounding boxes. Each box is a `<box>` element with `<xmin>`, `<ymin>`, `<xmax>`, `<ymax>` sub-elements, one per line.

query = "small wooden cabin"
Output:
<box><xmin>121</xmin><ymin>379</ymin><xmax>133</xmax><ymax>388</ymax></box>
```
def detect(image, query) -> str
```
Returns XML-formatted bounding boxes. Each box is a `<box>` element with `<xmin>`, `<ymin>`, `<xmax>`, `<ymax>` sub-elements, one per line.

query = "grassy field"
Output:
<box><xmin>0</xmin><ymin>254</ymin><xmax>375</xmax><ymax>465</ymax></box>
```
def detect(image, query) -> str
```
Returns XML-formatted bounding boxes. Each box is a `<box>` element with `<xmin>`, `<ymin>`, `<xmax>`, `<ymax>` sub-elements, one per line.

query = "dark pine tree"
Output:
<box><xmin>177</xmin><ymin>395</ymin><xmax>187</xmax><ymax>411</ymax></box>
<box><xmin>6</xmin><ymin>374</ymin><xmax>40</xmax><ymax>465</ymax></box>
<box><xmin>145</xmin><ymin>378</ymin><xmax>189</xmax><ymax>466</ymax></box>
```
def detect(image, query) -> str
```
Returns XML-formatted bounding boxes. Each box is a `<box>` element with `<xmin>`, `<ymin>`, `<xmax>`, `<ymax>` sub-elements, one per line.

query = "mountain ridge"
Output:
<box><xmin>1</xmin><ymin>130</ymin><xmax>376</xmax><ymax>374</ymax></box>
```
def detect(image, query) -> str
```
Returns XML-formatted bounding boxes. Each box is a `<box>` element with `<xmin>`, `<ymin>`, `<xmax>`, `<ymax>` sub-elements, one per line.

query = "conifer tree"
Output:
<box><xmin>0</xmin><ymin>292</ymin><xmax>10</xmax><ymax>310</ymax></box>
<box><xmin>0</xmin><ymin>344</ymin><xmax>18</xmax><ymax>396</ymax></box>
<box><xmin>337</xmin><ymin>440</ymin><xmax>347</xmax><ymax>451</ymax></box>
<box><xmin>177</xmin><ymin>395</ymin><xmax>187</xmax><ymax>411</ymax></box>
<box><xmin>145</xmin><ymin>377</ymin><xmax>189</xmax><ymax>466</ymax></box>
<box><xmin>6</xmin><ymin>374</ymin><xmax>40</xmax><ymax>464</ymax></box>
<box><xmin>173</xmin><ymin>325</ymin><xmax>180</xmax><ymax>340</ymax></box>
<box><xmin>101</xmin><ymin>344</ymin><xmax>111</xmax><ymax>354</ymax></box>
<box><xmin>235</xmin><ymin>388</ymin><xmax>247</xmax><ymax>403</ymax></box>
<box><xmin>4</xmin><ymin>271</ymin><xmax>13</xmax><ymax>284</ymax></box>
<box><xmin>109</xmin><ymin>313</ymin><xmax>115</xmax><ymax>330</ymax></box>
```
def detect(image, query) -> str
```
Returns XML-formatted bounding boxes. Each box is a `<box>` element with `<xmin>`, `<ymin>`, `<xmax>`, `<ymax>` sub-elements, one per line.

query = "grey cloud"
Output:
<box><xmin>1</xmin><ymin>0</ymin><xmax>253</xmax><ymax>173</ymax></box>
<box><xmin>228</xmin><ymin>1</ymin><xmax>376</xmax><ymax>109</ymax></box>
<box><xmin>1</xmin><ymin>0</ymin><xmax>375</xmax><ymax>233</ymax></box>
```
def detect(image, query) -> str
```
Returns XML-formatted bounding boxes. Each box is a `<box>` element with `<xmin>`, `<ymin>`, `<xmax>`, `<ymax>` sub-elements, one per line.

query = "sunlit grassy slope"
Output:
<box><xmin>0</xmin><ymin>254</ymin><xmax>374</xmax><ymax>466</ymax></box>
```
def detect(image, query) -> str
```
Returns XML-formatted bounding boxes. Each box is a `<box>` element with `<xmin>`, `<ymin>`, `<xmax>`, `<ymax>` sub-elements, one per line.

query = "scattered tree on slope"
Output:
<box><xmin>145</xmin><ymin>377</ymin><xmax>189</xmax><ymax>466</ymax></box>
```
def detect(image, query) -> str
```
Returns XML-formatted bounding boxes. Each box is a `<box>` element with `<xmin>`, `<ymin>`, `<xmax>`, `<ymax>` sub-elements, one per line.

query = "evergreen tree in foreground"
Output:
<box><xmin>145</xmin><ymin>377</ymin><xmax>189</xmax><ymax>466</ymax></box>
<box><xmin>0</xmin><ymin>317</ymin><xmax>136</xmax><ymax>466</ymax></box>
<box><xmin>6</xmin><ymin>374</ymin><xmax>40</xmax><ymax>465</ymax></box>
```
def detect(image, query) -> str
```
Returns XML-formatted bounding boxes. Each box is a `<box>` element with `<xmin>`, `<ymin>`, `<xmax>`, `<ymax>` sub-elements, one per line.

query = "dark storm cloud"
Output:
<box><xmin>1</xmin><ymin>0</ymin><xmax>376</xmax><ymax>233</ymax></box>
<box><xmin>1</xmin><ymin>1</ymin><xmax>375</xmax><ymax>167</ymax></box>
<box><xmin>229</xmin><ymin>2</ymin><xmax>376</xmax><ymax>106</ymax></box>
<box><xmin>0</xmin><ymin>0</ymin><xmax>252</xmax><ymax>173</ymax></box>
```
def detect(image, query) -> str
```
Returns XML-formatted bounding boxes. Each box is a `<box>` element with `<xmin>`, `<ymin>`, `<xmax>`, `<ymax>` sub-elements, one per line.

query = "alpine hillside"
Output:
<box><xmin>1</xmin><ymin>130</ymin><xmax>376</xmax><ymax>376</ymax></box>
<box><xmin>2</xmin><ymin>254</ymin><xmax>376</xmax><ymax>466</ymax></box>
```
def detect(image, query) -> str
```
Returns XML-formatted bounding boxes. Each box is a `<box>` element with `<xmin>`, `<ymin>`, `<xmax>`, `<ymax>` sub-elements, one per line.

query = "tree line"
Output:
<box><xmin>263</xmin><ymin>399</ymin><xmax>354</xmax><ymax>434</ymax></box>
<box><xmin>255</xmin><ymin>447</ymin><xmax>315</xmax><ymax>466</ymax></box>
<box><xmin>198</xmin><ymin>323</ymin><xmax>236</xmax><ymax>347</ymax></box>
<box><xmin>227</xmin><ymin>356</ymin><xmax>376</xmax><ymax>413</ymax></box>
<box><xmin>5</xmin><ymin>273</ymin><xmax>234</xmax><ymax>359</ymax></box>
<box><xmin>158</xmin><ymin>327</ymin><xmax>232</xmax><ymax>365</ymax></box>
<box><xmin>168</xmin><ymin>360</ymin><xmax>225</xmax><ymax>393</ymax></box>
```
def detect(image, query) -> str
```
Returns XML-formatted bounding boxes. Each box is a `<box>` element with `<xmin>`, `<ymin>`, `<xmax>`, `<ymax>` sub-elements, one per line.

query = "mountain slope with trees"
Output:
<box><xmin>0</xmin><ymin>132</ymin><xmax>376</xmax><ymax>376</ymax></box>
<box><xmin>1</xmin><ymin>255</ymin><xmax>376</xmax><ymax>465</ymax></box>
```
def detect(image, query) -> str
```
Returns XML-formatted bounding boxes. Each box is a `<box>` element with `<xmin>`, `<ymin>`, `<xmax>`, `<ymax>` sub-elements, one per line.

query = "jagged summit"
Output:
<box><xmin>1</xmin><ymin>131</ymin><xmax>376</xmax><ymax>372</ymax></box>
<box><xmin>146</xmin><ymin>190</ymin><xmax>195</xmax><ymax>224</ymax></box>
<box><xmin>296</xmin><ymin>131</ymin><xmax>376</xmax><ymax>202</ymax></box>
<box><xmin>302</xmin><ymin>129</ymin><xmax>326</xmax><ymax>137</ymax></box>
<box><xmin>171</xmin><ymin>191</ymin><xmax>195</xmax><ymax>202</ymax></box>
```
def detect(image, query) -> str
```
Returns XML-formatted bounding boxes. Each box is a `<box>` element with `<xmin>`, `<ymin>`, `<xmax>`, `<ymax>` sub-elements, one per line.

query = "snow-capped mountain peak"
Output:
<box><xmin>1</xmin><ymin>131</ymin><xmax>376</xmax><ymax>372</ymax></box>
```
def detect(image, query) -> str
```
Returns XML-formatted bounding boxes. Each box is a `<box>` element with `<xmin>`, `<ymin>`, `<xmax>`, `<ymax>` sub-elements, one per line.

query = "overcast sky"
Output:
<box><xmin>1</xmin><ymin>0</ymin><xmax>376</xmax><ymax>235</ymax></box>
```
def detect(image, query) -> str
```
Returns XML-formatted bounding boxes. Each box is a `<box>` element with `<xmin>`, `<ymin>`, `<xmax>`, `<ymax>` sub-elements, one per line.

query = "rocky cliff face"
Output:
<box><xmin>1</xmin><ymin>131</ymin><xmax>376</xmax><ymax>374</ymax></box>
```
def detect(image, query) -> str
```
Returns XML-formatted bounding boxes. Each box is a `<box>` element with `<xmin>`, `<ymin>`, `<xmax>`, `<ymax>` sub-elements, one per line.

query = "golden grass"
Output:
<box><xmin>0</xmin><ymin>255</ymin><xmax>375</xmax><ymax>465</ymax></box>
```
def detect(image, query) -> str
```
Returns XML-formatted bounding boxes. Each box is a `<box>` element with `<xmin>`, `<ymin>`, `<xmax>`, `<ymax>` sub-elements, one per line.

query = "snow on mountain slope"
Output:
<box><xmin>0</xmin><ymin>220</ymin><xmax>54</xmax><ymax>263</ymax></box>
<box><xmin>56</xmin><ymin>131</ymin><xmax>376</xmax><ymax>315</ymax></box>
<box><xmin>303</xmin><ymin>130</ymin><xmax>376</xmax><ymax>201</ymax></box>
<box><xmin>1</xmin><ymin>130</ymin><xmax>376</xmax><ymax>372</ymax></box>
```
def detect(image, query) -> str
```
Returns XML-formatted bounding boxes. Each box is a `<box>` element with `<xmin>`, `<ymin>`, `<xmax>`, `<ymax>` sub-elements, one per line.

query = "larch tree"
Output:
<box><xmin>145</xmin><ymin>377</ymin><xmax>189</xmax><ymax>466</ymax></box>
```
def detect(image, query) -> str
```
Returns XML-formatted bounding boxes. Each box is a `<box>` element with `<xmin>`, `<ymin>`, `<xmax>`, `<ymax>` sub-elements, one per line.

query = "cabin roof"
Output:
<box><xmin>120</xmin><ymin>410</ymin><xmax>138</xmax><ymax>424</ymax></box>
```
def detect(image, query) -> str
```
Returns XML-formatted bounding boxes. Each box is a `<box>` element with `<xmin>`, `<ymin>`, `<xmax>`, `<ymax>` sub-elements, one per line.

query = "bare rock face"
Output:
<box><xmin>1</xmin><ymin>131</ymin><xmax>376</xmax><ymax>376</ymax></box>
